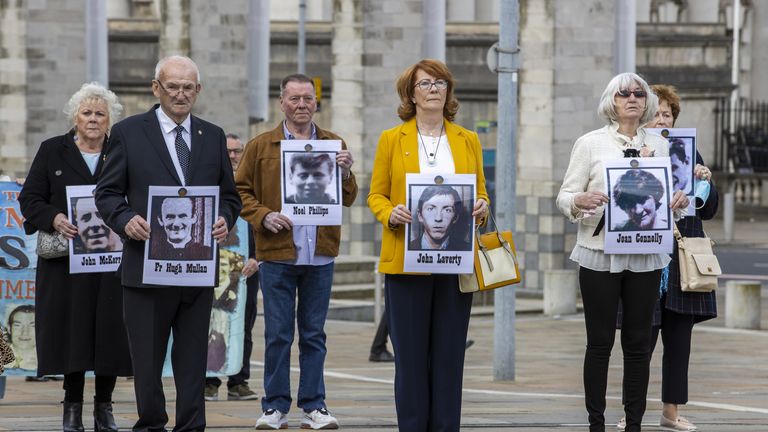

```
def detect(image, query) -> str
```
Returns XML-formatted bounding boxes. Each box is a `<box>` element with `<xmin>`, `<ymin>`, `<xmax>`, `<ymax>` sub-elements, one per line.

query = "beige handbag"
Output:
<box><xmin>459</xmin><ymin>213</ymin><xmax>521</xmax><ymax>293</ymax></box>
<box><xmin>674</xmin><ymin>225</ymin><xmax>721</xmax><ymax>293</ymax></box>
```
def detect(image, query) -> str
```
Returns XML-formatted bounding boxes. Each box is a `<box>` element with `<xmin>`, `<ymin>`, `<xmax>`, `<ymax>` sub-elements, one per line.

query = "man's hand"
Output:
<box><xmin>212</xmin><ymin>216</ymin><xmax>229</xmax><ymax>243</ymax></box>
<box><xmin>242</xmin><ymin>258</ymin><xmax>260</xmax><ymax>277</ymax></box>
<box><xmin>263</xmin><ymin>211</ymin><xmax>294</xmax><ymax>234</ymax></box>
<box><xmin>669</xmin><ymin>190</ymin><xmax>690</xmax><ymax>210</ymax></box>
<box><xmin>53</xmin><ymin>213</ymin><xmax>78</xmax><ymax>240</ymax></box>
<box><xmin>336</xmin><ymin>150</ymin><xmax>354</xmax><ymax>180</ymax></box>
<box><xmin>125</xmin><ymin>215</ymin><xmax>151</xmax><ymax>241</ymax></box>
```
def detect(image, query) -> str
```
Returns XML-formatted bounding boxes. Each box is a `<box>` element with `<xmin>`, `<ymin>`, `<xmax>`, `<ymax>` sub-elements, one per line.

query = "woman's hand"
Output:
<box><xmin>574</xmin><ymin>191</ymin><xmax>609</xmax><ymax>211</ymax></box>
<box><xmin>388</xmin><ymin>204</ymin><xmax>412</xmax><ymax>227</ymax></box>
<box><xmin>669</xmin><ymin>190</ymin><xmax>690</xmax><ymax>210</ymax></box>
<box><xmin>694</xmin><ymin>164</ymin><xmax>712</xmax><ymax>181</ymax></box>
<box><xmin>472</xmin><ymin>199</ymin><xmax>489</xmax><ymax>222</ymax></box>
<box><xmin>52</xmin><ymin>213</ymin><xmax>78</xmax><ymax>240</ymax></box>
<box><xmin>242</xmin><ymin>258</ymin><xmax>259</xmax><ymax>278</ymax></box>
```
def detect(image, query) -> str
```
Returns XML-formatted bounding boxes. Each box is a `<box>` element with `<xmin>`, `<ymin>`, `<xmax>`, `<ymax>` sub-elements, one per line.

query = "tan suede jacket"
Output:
<box><xmin>235</xmin><ymin>123</ymin><xmax>358</xmax><ymax>261</ymax></box>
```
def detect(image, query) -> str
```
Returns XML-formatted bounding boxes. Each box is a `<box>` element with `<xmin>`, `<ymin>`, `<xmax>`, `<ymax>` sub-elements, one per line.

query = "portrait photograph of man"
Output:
<box><xmin>608</xmin><ymin>168</ymin><xmax>671</xmax><ymax>232</ymax></box>
<box><xmin>283</xmin><ymin>152</ymin><xmax>339</xmax><ymax>205</ymax></box>
<box><xmin>668</xmin><ymin>136</ymin><xmax>695</xmax><ymax>196</ymax></box>
<box><xmin>70</xmin><ymin>196</ymin><xmax>123</xmax><ymax>254</ymax></box>
<box><xmin>408</xmin><ymin>184</ymin><xmax>473</xmax><ymax>251</ymax></box>
<box><xmin>149</xmin><ymin>195</ymin><xmax>215</xmax><ymax>261</ymax></box>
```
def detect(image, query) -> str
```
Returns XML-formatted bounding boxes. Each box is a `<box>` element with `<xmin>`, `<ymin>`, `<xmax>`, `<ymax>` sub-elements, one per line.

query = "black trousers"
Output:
<box><xmin>207</xmin><ymin>273</ymin><xmax>260</xmax><ymax>388</ymax></box>
<box><xmin>386</xmin><ymin>274</ymin><xmax>472</xmax><ymax>432</ymax></box>
<box><xmin>123</xmin><ymin>286</ymin><xmax>213</xmax><ymax>432</ymax></box>
<box><xmin>579</xmin><ymin>267</ymin><xmax>661</xmax><ymax>432</ymax></box>
<box><xmin>649</xmin><ymin>297</ymin><xmax>696</xmax><ymax>405</ymax></box>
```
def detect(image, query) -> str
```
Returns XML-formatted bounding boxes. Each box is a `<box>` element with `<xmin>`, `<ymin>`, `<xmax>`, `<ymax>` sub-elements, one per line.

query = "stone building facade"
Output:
<box><xmin>2</xmin><ymin>0</ymin><xmax>768</xmax><ymax>290</ymax></box>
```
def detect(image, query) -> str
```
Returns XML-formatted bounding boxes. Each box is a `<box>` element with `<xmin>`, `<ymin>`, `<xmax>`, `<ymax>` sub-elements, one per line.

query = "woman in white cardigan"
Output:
<box><xmin>556</xmin><ymin>72</ymin><xmax>689</xmax><ymax>432</ymax></box>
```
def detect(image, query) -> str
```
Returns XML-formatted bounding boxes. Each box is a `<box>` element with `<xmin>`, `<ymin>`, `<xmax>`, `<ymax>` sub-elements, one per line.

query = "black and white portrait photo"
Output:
<box><xmin>403</xmin><ymin>174</ymin><xmax>476</xmax><ymax>274</ymax></box>
<box><xmin>149</xmin><ymin>195</ymin><xmax>215</xmax><ymax>261</ymax></box>
<box><xmin>143</xmin><ymin>185</ymin><xmax>220</xmax><ymax>287</ymax></box>
<box><xmin>407</xmin><ymin>184</ymin><xmax>473</xmax><ymax>251</ymax></box>
<box><xmin>280</xmin><ymin>140</ymin><xmax>343</xmax><ymax>225</ymax></box>
<box><xmin>66</xmin><ymin>185</ymin><xmax>123</xmax><ymax>273</ymax></box>
<box><xmin>603</xmin><ymin>157</ymin><xmax>674</xmax><ymax>255</ymax></box>
<box><xmin>648</xmin><ymin>127</ymin><xmax>696</xmax><ymax>214</ymax></box>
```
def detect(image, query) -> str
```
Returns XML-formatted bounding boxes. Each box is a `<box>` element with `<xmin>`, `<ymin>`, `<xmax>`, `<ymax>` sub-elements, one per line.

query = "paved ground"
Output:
<box><xmin>1</xmin><ymin>218</ymin><xmax>766</xmax><ymax>431</ymax></box>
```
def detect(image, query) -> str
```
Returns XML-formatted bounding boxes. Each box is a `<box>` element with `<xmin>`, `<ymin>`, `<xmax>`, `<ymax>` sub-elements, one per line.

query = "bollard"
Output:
<box><xmin>543</xmin><ymin>269</ymin><xmax>578</xmax><ymax>316</ymax></box>
<box><xmin>725</xmin><ymin>280</ymin><xmax>762</xmax><ymax>329</ymax></box>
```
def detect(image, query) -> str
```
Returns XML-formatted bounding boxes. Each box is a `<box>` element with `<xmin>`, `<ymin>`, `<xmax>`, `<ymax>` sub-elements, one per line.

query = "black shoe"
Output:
<box><xmin>25</xmin><ymin>375</ymin><xmax>49</xmax><ymax>382</ymax></box>
<box><xmin>63</xmin><ymin>401</ymin><xmax>85</xmax><ymax>432</ymax></box>
<box><xmin>465</xmin><ymin>339</ymin><xmax>475</xmax><ymax>350</ymax></box>
<box><xmin>369</xmin><ymin>350</ymin><xmax>395</xmax><ymax>362</ymax></box>
<box><xmin>94</xmin><ymin>400</ymin><xmax>118</xmax><ymax>432</ymax></box>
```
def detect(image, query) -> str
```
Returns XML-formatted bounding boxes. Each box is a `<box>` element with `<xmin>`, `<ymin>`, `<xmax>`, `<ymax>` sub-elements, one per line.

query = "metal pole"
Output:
<box><xmin>422</xmin><ymin>0</ymin><xmax>446</xmax><ymax>61</ymax></box>
<box><xmin>613</xmin><ymin>0</ymin><xmax>636</xmax><ymax>74</ymax></box>
<box><xmin>730</xmin><ymin>0</ymin><xmax>741</xmax><ymax>133</ymax></box>
<box><xmin>248</xmin><ymin>0</ymin><xmax>270</xmax><ymax>123</ymax></box>
<box><xmin>724</xmin><ymin>191</ymin><xmax>735</xmax><ymax>242</ymax></box>
<box><xmin>86</xmin><ymin>0</ymin><xmax>109</xmax><ymax>85</ymax></box>
<box><xmin>493</xmin><ymin>0</ymin><xmax>518</xmax><ymax>381</ymax></box>
<box><xmin>298</xmin><ymin>0</ymin><xmax>307</xmax><ymax>74</ymax></box>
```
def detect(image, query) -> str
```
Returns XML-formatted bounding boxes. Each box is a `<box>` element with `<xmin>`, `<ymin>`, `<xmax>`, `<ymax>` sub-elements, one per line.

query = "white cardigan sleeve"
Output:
<box><xmin>556</xmin><ymin>135</ymin><xmax>592</xmax><ymax>222</ymax></box>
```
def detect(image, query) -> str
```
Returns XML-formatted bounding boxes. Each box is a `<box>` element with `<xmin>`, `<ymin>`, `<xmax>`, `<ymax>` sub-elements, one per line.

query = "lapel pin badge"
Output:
<box><xmin>198</xmin><ymin>129</ymin><xmax>202</xmax><ymax>135</ymax></box>
<box><xmin>55</xmin><ymin>170</ymin><xmax>62</xmax><ymax>176</ymax></box>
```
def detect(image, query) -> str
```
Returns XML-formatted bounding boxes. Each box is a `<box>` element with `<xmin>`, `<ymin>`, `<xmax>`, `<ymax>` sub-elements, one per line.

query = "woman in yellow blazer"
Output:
<box><xmin>368</xmin><ymin>59</ymin><xmax>489</xmax><ymax>432</ymax></box>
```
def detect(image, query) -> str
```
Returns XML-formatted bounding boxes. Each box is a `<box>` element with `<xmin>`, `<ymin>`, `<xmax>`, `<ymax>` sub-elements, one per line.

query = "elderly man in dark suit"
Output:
<box><xmin>95</xmin><ymin>55</ymin><xmax>241</xmax><ymax>432</ymax></box>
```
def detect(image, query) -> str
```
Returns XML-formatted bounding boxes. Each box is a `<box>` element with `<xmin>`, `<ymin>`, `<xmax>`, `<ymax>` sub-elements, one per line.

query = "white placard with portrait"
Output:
<box><xmin>604</xmin><ymin>157</ymin><xmax>674</xmax><ymax>254</ymax></box>
<box><xmin>280</xmin><ymin>140</ymin><xmax>342</xmax><ymax>226</ymax></box>
<box><xmin>66</xmin><ymin>185</ymin><xmax>123</xmax><ymax>274</ymax></box>
<box><xmin>647</xmin><ymin>127</ymin><xmax>696</xmax><ymax>214</ymax></box>
<box><xmin>403</xmin><ymin>173</ymin><xmax>476</xmax><ymax>274</ymax></box>
<box><xmin>142</xmin><ymin>186</ymin><xmax>219</xmax><ymax>286</ymax></box>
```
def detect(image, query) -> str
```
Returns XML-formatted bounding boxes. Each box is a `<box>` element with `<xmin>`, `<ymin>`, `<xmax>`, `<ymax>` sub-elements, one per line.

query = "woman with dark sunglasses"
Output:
<box><xmin>556</xmin><ymin>72</ymin><xmax>689</xmax><ymax>432</ymax></box>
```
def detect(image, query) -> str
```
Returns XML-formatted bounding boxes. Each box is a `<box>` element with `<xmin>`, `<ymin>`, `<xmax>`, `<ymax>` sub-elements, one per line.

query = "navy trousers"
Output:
<box><xmin>386</xmin><ymin>274</ymin><xmax>473</xmax><ymax>432</ymax></box>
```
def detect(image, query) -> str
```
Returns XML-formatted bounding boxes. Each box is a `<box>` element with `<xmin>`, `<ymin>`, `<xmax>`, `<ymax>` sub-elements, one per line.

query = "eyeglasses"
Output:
<box><xmin>414</xmin><ymin>79</ymin><xmax>448</xmax><ymax>91</ymax></box>
<box><xmin>616</xmin><ymin>89</ymin><xmax>647</xmax><ymax>98</ymax></box>
<box><xmin>155</xmin><ymin>80</ymin><xmax>198</xmax><ymax>97</ymax></box>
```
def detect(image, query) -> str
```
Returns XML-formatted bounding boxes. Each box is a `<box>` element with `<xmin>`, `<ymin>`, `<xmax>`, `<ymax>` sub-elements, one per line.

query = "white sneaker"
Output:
<box><xmin>256</xmin><ymin>409</ymin><xmax>288</xmax><ymax>430</ymax></box>
<box><xmin>301</xmin><ymin>408</ymin><xmax>339</xmax><ymax>430</ymax></box>
<box><xmin>617</xmin><ymin>417</ymin><xmax>626</xmax><ymax>431</ymax></box>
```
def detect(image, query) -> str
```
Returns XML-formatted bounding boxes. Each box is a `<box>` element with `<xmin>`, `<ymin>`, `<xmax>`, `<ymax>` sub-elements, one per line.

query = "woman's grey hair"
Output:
<box><xmin>154</xmin><ymin>55</ymin><xmax>202</xmax><ymax>83</ymax></box>
<box><xmin>597</xmin><ymin>72</ymin><xmax>658</xmax><ymax>126</ymax></box>
<box><xmin>63</xmin><ymin>82</ymin><xmax>123</xmax><ymax>129</ymax></box>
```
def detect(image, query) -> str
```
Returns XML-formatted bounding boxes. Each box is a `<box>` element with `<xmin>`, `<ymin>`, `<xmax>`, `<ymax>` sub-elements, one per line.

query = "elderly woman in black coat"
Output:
<box><xmin>19</xmin><ymin>82</ymin><xmax>132</xmax><ymax>432</ymax></box>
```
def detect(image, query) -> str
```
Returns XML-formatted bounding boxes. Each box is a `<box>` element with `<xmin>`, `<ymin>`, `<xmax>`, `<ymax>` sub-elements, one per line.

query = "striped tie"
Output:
<box><xmin>174</xmin><ymin>125</ymin><xmax>190</xmax><ymax>184</ymax></box>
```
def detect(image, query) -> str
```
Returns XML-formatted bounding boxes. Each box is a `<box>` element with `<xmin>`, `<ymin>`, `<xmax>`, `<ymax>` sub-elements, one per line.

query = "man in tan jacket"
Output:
<box><xmin>235</xmin><ymin>74</ymin><xmax>357</xmax><ymax>430</ymax></box>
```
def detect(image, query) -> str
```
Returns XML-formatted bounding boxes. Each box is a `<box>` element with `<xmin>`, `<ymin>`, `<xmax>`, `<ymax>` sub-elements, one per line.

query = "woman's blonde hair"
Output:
<box><xmin>395</xmin><ymin>59</ymin><xmax>459</xmax><ymax>122</ymax></box>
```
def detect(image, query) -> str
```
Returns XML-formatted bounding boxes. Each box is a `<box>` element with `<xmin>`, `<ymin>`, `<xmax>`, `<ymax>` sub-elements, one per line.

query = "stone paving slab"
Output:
<box><xmin>1</xmin><ymin>291</ymin><xmax>767</xmax><ymax>431</ymax></box>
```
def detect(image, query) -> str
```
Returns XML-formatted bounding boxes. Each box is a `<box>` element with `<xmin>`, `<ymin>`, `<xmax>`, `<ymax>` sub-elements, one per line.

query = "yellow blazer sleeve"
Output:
<box><xmin>367</xmin><ymin>130</ymin><xmax>395</xmax><ymax>227</ymax></box>
<box><xmin>469</xmin><ymin>130</ymin><xmax>490</xmax><ymax>225</ymax></box>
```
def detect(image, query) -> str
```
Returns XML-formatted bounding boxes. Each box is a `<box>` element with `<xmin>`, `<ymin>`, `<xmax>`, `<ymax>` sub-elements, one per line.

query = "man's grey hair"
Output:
<box><xmin>596</xmin><ymin>72</ymin><xmax>658</xmax><ymax>126</ymax></box>
<box><xmin>154</xmin><ymin>55</ymin><xmax>202</xmax><ymax>83</ymax></box>
<box><xmin>63</xmin><ymin>82</ymin><xmax>123</xmax><ymax>129</ymax></box>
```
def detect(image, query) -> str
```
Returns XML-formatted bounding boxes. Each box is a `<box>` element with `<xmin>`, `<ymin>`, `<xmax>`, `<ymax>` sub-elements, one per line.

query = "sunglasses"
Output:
<box><xmin>616</xmin><ymin>89</ymin><xmax>647</xmax><ymax>98</ymax></box>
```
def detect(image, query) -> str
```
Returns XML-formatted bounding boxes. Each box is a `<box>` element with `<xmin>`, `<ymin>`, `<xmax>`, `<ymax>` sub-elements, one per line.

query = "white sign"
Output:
<box><xmin>66</xmin><ymin>185</ymin><xmax>123</xmax><ymax>273</ymax></box>
<box><xmin>604</xmin><ymin>157</ymin><xmax>674</xmax><ymax>254</ymax></box>
<box><xmin>403</xmin><ymin>174</ymin><xmax>476</xmax><ymax>274</ymax></box>
<box><xmin>142</xmin><ymin>186</ymin><xmax>219</xmax><ymax>286</ymax></box>
<box><xmin>648</xmin><ymin>127</ymin><xmax>696</xmax><ymax>214</ymax></box>
<box><xmin>280</xmin><ymin>140</ymin><xmax>342</xmax><ymax>226</ymax></box>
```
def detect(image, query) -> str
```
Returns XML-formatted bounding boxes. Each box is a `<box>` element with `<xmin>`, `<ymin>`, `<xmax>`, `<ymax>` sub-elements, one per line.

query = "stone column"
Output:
<box><xmin>159</xmin><ymin>0</ymin><xmax>190</xmax><ymax>57</ymax></box>
<box><xmin>0</xmin><ymin>0</ymin><xmax>28</xmax><ymax>176</ymax></box>
<box><xmin>516</xmin><ymin>0</ymin><xmax>614</xmax><ymax>290</ymax></box>
<box><xmin>187</xmin><ymin>0</ymin><xmax>249</xmax><ymax>136</ymax></box>
<box><xmin>331</xmin><ymin>0</ymin><xmax>365</xmax><ymax>254</ymax></box>
<box><xmin>447</xmin><ymin>0</ymin><xmax>475</xmax><ymax>22</ymax></box>
<box><xmin>750</xmin><ymin>0</ymin><xmax>768</xmax><ymax>100</ymax></box>
<box><xmin>24</xmin><ymin>0</ymin><xmax>88</xmax><ymax>167</ymax></box>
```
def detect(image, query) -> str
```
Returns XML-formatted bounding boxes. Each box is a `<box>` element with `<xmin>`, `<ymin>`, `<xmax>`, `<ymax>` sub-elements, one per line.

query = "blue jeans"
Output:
<box><xmin>259</xmin><ymin>261</ymin><xmax>334</xmax><ymax>413</ymax></box>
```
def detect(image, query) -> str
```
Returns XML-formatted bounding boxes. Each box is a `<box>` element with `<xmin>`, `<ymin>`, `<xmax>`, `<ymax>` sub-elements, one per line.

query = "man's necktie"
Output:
<box><xmin>174</xmin><ymin>125</ymin><xmax>191</xmax><ymax>184</ymax></box>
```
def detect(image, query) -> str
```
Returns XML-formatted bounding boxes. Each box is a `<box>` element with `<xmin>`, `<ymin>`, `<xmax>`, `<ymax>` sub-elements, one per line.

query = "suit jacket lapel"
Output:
<box><xmin>188</xmin><ymin>116</ymin><xmax>204</xmax><ymax>183</ymax></box>
<box><xmin>61</xmin><ymin>132</ymin><xmax>96</xmax><ymax>182</ymax></box>
<box><xmin>143</xmin><ymin>106</ymin><xmax>183</xmax><ymax>185</ymax></box>
<box><xmin>400</xmin><ymin>119</ymin><xmax>421</xmax><ymax>174</ymax></box>
<box><xmin>445</xmin><ymin>121</ymin><xmax>468</xmax><ymax>174</ymax></box>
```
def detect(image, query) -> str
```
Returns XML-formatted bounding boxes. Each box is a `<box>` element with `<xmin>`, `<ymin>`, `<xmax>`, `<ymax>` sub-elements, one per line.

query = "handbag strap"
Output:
<box><xmin>474</xmin><ymin>212</ymin><xmax>518</xmax><ymax>272</ymax></box>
